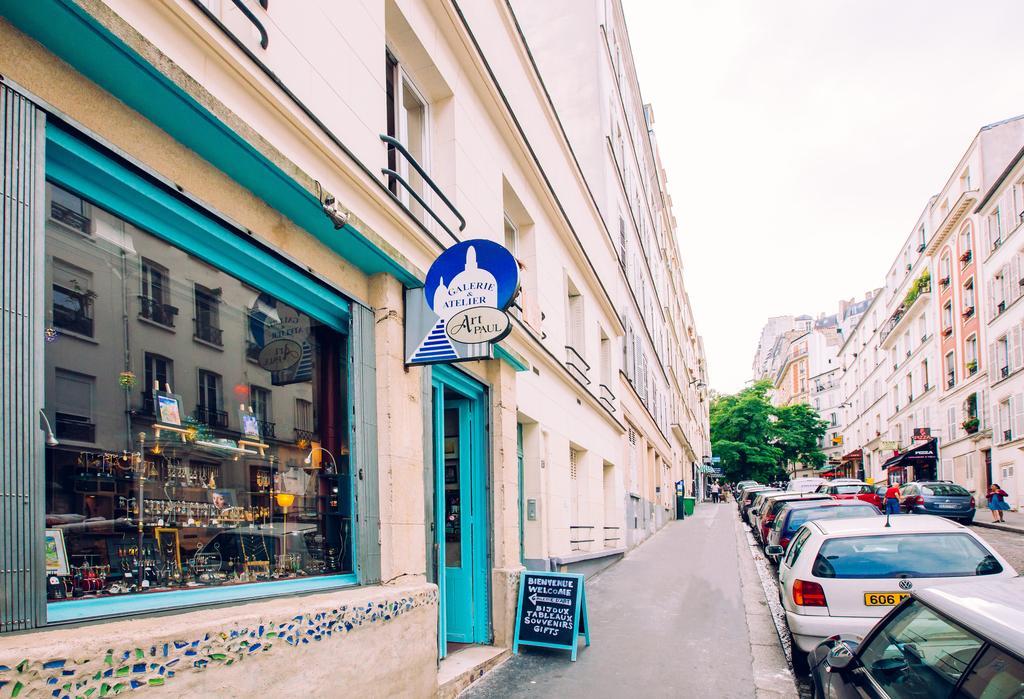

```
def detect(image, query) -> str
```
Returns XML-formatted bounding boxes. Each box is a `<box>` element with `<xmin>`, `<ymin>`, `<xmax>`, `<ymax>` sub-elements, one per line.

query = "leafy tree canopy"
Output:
<box><xmin>710</xmin><ymin>380</ymin><xmax>829</xmax><ymax>483</ymax></box>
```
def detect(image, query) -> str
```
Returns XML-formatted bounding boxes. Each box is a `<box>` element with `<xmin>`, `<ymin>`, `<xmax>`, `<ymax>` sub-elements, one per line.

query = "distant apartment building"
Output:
<box><xmin>977</xmin><ymin>144</ymin><xmax>1024</xmax><ymax>509</ymax></box>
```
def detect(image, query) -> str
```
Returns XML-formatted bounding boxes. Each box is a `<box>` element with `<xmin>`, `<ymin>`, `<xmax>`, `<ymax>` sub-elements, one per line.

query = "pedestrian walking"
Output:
<box><xmin>710</xmin><ymin>482</ymin><xmax>720</xmax><ymax>503</ymax></box>
<box><xmin>987</xmin><ymin>484</ymin><xmax>1010</xmax><ymax>523</ymax></box>
<box><xmin>884</xmin><ymin>482</ymin><xmax>901</xmax><ymax>516</ymax></box>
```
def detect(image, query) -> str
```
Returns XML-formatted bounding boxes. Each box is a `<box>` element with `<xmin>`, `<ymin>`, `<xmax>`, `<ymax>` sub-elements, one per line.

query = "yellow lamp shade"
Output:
<box><xmin>275</xmin><ymin>493</ymin><xmax>295</xmax><ymax>508</ymax></box>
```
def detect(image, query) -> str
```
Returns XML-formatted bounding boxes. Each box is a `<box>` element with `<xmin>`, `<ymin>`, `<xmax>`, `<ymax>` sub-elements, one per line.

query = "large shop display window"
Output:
<box><xmin>43</xmin><ymin>183</ymin><xmax>353</xmax><ymax>607</ymax></box>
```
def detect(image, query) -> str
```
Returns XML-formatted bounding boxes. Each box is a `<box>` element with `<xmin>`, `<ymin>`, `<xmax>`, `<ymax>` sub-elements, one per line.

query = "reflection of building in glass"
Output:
<box><xmin>43</xmin><ymin>183</ymin><xmax>352</xmax><ymax>595</ymax></box>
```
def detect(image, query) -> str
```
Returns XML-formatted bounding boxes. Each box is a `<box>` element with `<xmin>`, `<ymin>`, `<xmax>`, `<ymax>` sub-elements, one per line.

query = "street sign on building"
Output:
<box><xmin>912</xmin><ymin>427</ymin><xmax>931</xmax><ymax>442</ymax></box>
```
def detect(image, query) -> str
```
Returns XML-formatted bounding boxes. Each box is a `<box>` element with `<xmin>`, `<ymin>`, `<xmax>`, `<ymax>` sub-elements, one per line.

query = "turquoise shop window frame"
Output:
<box><xmin>45</xmin><ymin>121</ymin><xmax>350</xmax><ymax>330</ymax></box>
<box><xmin>43</xmin><ymin>123</ymin><xmax>361</xmax><ymax>624</ymax></box>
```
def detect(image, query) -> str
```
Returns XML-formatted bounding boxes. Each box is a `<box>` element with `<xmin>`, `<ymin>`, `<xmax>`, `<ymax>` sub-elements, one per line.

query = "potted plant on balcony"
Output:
<box><xmin>966</xmin><ymin>360</ymin><xmax>978</xmax><ymax>374</ymax></box>
<box><xmin>962</xmin><ymin>416</ymin><xmax>980</xmax><ymax>434</ymax></box>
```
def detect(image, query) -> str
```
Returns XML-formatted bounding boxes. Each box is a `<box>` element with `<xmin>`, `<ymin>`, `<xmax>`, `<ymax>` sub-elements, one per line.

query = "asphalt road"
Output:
<box><xmin>463</xmin><ymin>506</ymin><xmax>761</xmax><ymax>698</ymax></box>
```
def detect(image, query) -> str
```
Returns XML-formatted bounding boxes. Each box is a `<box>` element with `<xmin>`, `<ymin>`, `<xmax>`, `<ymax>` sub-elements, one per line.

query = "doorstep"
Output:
<box><xmin>437</xmin><ymin>645</ymin><xmax>510</xmax><ymax>699</ymax></box>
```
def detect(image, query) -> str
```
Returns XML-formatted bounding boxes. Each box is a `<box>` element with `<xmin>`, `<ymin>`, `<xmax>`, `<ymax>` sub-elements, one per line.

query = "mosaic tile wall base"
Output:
<box><xmin>0</xmin><ymin>588</ymin><xmax>437</xmax><ymax>698</ymax></box>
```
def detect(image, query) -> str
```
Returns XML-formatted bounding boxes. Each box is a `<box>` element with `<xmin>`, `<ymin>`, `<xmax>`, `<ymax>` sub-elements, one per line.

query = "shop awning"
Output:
<box><xmin>882</xmin><ymin>439</ymin><xmax>937</xmax><ymax>471</ymax></box>
<box><xmin>841</xmin><ymin>449</ymin><xmax>863</xmax><ymax>462</ymax></box>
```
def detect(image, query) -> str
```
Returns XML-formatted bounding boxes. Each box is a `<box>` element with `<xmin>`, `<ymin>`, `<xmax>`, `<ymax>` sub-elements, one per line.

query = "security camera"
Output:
<box><xmin>321</xmin><ymin>194</ymin><xmax>350</xmax><ymax>230</ymax></box>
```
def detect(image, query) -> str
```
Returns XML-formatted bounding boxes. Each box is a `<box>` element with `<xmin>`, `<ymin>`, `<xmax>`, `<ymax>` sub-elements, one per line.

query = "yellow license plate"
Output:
<box><xmin>864</xmin><ymin>592</ymin><xmax>909</xmax><ymax>607</ymax></box>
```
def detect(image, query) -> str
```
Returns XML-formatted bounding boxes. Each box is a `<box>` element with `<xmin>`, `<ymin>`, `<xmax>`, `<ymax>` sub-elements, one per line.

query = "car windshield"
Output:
<box><xmin>834</xmin><ymin>485</ymin><xmax>871</xmax><ymax>494</ymax></box>
<box><xmin>858</xmin><ymin>600</ymin><xmax>984</xmax><ymax>697</ymax></box>
<box><xmin>921</xmin><ymin>484</ymin><xmax>971</xmax><ymax>497</ymax></box>
<box><xmin>812</xmin><ymin>533</ymin><xmax>1003</xmax><ymax>579</ymax></box>
<box><xmin>783</xmin><ymin>505</ymin><xmax>879</xmax><ymax>535</ymax></box>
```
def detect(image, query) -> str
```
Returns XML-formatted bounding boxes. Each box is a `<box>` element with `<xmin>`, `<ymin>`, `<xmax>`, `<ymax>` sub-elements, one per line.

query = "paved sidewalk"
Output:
<box><xmin>973</xmin><ymin>507</ymin><xmax>1024</xmax><ymax>535</ymax></box>
<box><xmin>462</xmin><ymin>503</ymin><xmax>795</xmax><ymax>698</ymax></box>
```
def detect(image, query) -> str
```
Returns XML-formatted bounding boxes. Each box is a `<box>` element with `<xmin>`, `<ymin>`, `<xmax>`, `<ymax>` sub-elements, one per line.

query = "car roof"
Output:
<box><xmin>783</xmin><ymin>499</ymin><xmax>877</xmax><ymax>512</ymax></box>
<box><xmin>809</xmin><ymin>514</ymin><xmax>964</xmax><ymax>536</ymax></box>
<box><xmin>765</xmin><ymin>493</ymin><xmax>831</xmax><ymax>503</ymax></box>
<box><xmin>914</xmin><ymin>578</ymin><xmax>1024</xmax><ymax>653</ymax></box>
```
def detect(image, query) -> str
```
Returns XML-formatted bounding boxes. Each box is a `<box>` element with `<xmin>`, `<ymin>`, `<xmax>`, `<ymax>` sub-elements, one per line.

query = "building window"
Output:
<box><xmin>53</xmin><ymin>370</ymin><xmax>95</xmax><ymax>443</ymax></box>
<box><xmin>962</xmin><ymin>277</ymin><xmax>975</xmax><ymax>317</ymax></box>
<box><xmin>196</xmin><ymin>370</ymin><xmax>227</xmax><ymax>429</ymax></box>
<box><xmin>385</xmin><ymin>50</ymin><xmax>428</xmax><ymax>221</ymax></box>
<box><xmin>49</xmin><ymin>183</ymin><xmax>91</xmax><ymax>234</ymax></box>
<box><xmin>989</xmin><ymin>207</ymin><xmax>1003</xmax><ymax>249</ymax></box>
<box><xmin>959</xmin><ymin>226</ymin><xmax>973</xmax><ymax>266</ymax></box>
<box><xmin>140</xmin><ymin>258</ymin><xmax>177</xmax><ymax>327</ymax></box>
<box><xmin>998</xmin><ymin>398</ymin><xmax>1013</xmax><ymax>443</ymax></box>
<box><xmin>565</xmin><ymin>278</ymin><xmax>587</xmax><ymax>382</ymax></box>
<box><xmin>942</xmin><ymin>301</ymin><xmax>953</xmax><ymax>335</ymax></box>
<box><xmin>966</xmin><ymin>335</ymin><xmax>978</xmax><ymax>375</ymax></box>
<box><xmin>51</xmin><ymin>260</ymin><xmax>94</xmax><ymax>337</ymax></box>
<box><xmin>922</xmin><ymin>359</ymin><xmax>929</xmax><ymax>391</ymax></box>
<box><xmin>294</xmin><ymin>398</ymin><xmax>315</xmax><ymax>443</ymax></box>
<box><xmin>194</xmin><ymin>284</ymin><xmax>223</xmax><ymax>346</ymax></box>
<box><xmin>939</xmin><ymin>254</ymin><xmax>951</xmax><ymax>286</ymax></box>
<box><xmin>997</xmin><ymin>335</ymin><xmax>1011</xmax><ymax>379</ymax></box>
<box><xmin>44</xmin><ymin>197</ymin><xmax>353</xmax><ymax>612</ymax></box>
<box><xmin>946</xmin><ymin>351</ymin><xmax>956</xmax><ymax>389</ymax></box>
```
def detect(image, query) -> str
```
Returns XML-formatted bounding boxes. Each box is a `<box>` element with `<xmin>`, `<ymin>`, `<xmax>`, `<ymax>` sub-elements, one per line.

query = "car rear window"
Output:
<box><xmin>812</xmin><ymin>533</ymin><xmax>1003</xmax><ymax>579</ymax></box>
<box><xmin>921</xmin><ymin>484</ymin><xmax>971</xmax><ymax>496</ymax></box>
<box><xmin>833</xmin><ymin>485</ymin><xmax>872</xmax><ymax>494</ymax></box>
<box><xmin>783</xmin><ymin>505</ymin><xmax>879</xmax><ymax>535</ymax></box>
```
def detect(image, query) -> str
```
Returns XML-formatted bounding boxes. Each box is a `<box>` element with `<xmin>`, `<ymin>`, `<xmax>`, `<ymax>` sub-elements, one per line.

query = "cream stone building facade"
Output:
<box><xmin>0</xmin><ymin>0</ymin><xmax>707</xmax><ymax>695</ymax></box>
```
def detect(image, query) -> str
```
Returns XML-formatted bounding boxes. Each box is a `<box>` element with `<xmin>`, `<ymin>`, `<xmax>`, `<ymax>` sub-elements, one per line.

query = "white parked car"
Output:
<box><xmin>773</xmin><ymin>515</ymin><xmax>1017</xmax><ymax>671</ymax></box>
<box><xmin>787</xmin><ymin>477</ymin><xmax>828</xmax><ymax>493</ymax></box>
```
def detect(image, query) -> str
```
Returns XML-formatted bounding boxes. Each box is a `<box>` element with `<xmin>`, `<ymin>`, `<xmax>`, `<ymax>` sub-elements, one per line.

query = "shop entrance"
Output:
<box><xmin>432</xmin><ymin>365</ymin><xmax>489</xmax><ymax>658</ymax></box>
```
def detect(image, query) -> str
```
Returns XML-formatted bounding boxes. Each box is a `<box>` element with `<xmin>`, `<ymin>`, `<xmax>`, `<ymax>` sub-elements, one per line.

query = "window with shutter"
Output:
<box><xmin>1015</xmin><ymin>393</ymin><xmax>1024</xmax><ymax>441</ymax></box>
<box><xmin>947</xmin><ymin>406</ymin><xmax>957</xmax><ymax>443</ymax></box>
<box><xmin>1013</xmin><ymin>326</ymin><xmax>1024</xmax><ymax>372</ymax></box>
<box><xmin>980</xmin><ymin>389</ymin><xmax>990</xmax><ymax>431</ymax></box>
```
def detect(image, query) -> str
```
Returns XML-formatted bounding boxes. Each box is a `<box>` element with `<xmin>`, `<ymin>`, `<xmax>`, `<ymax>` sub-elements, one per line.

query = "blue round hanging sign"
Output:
<box><xmin>424</xmin><ymin>239</ymin><xmax>520</xmax><ymax>319</ymax></box>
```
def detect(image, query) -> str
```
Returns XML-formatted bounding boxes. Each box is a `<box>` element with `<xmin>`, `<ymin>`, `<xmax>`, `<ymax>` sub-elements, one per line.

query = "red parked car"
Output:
<box><xmin>817</xmin><ymin>481</ymin><xmax>878</xmax><ymax>505</ymax></box>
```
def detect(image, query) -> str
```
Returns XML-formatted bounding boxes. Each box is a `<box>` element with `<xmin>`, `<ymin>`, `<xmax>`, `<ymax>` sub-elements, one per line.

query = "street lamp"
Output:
<box><xmin>303</xmin><ymin>446</ymin><xmax>339</xmax><ymax>474</ymax></box>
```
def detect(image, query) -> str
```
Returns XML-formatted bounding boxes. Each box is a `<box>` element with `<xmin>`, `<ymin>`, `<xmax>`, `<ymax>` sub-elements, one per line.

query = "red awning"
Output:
<box><xmin>841</xmin><ymin>449</ymin><xmax>863</xmax><ymax>462</ymax></box>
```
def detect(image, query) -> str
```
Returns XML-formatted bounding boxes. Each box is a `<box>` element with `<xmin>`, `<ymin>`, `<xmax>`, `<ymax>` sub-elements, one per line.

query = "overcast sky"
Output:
<box><xmin>624</xmin><ymin>0</ymin><xmax>1024</xmax><ymax>394</ymax></box>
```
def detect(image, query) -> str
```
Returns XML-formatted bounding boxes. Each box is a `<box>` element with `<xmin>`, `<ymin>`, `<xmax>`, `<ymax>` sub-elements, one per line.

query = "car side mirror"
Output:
<box><xmin>826</xmin><ymin>640</ymin><xmax>857</xmax><ymax>672</ymax></box>
<box><xmin>765</xmin><ymin>545</ymin><xmax>784</xmax><ymax>557</ymax></box>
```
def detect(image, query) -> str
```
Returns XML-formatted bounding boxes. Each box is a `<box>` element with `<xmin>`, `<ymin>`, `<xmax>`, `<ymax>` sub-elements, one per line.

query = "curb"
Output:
<box><xmin>972</xmin><ymin>520</ymin><xmax>1024</xmax><ymax>535</ymax></box>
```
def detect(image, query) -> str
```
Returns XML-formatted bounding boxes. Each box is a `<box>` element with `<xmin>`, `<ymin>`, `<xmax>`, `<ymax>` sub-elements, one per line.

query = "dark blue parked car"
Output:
<box><xmin>899</xmin><ymin>481</ymin><xmax>975</xmax><ymax>524</ymax></box>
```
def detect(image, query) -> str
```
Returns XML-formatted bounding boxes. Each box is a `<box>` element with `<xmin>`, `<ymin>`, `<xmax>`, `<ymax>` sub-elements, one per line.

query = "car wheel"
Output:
<box><xmin>792</xmin><ymin>648</ymin><xmax>810</xmax><ymax>677</ymax></box>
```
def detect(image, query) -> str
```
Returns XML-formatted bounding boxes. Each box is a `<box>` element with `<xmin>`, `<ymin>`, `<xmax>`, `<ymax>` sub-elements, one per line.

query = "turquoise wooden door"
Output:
<box><xmin>432</xmin><ymin>365</ymin><xmax>489</xmax><ymax>658</ymax></box>
<box><xmin>443</xmin><ymin>399</ymin><xmax>474</xmax><ymax>643</ymax></box>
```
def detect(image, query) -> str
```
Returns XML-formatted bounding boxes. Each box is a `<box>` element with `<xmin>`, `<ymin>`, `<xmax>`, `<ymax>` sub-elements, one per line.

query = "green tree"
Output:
<box><xmin>710</xmin><ymin>380</ymin><xmax>828</xmax><ymax>483</ymax></box>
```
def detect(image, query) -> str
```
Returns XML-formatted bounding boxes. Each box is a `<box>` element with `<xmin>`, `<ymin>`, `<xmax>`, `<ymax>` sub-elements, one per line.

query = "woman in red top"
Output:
<box><xmin>987</xmin><ymin>484</ymin><xmax>1010</xmax><ymax>523</ymax></box>
<box><xmin>884</xmin><ymin>484</ymin><xmax>902</xmax><ymax>515</ymax></box>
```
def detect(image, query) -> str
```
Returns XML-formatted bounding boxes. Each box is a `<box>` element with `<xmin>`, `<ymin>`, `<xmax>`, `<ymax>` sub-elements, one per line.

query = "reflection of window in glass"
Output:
<box><xmin>49</xmin><ymin>183</ymin><xmax>90</xmax><ymax>234</ymax></box>
<box><xmin>858</xmin><ymin>601</ymin><xmax>982</xmax><ymax>696</ymax></box>
<box><xmin>960</xmin><ymin>647</ymin><xmax>1024</xmax><ymax>698</ymax></box>
<box><xmin>249</xmin><ymin>385</ymin><xmax>274</xmax><ymax>438</ymax></box>
<box><xmin>193</xmin><ymin>284</ymin><xmax>222</xmax><ymax>346</ymax></box>
<box><xmin>52</xmin><ymin>259</ymin><xmax>94</xmax><ymax>337</ymax></box>
<box><xmin>54</xmin><ymin>369</ymin><xmax>95</xmax><ymax>442</ymax></box>
<box><xmin>143</xmin><ymin>353</ymin><xmax>174</xmax><ymax>413</ymax></box>
<box><xmin>197</xmin><ymin>370</ymin><xmax>226</xmax><ymax>429</ymax></box>
<box><xmin>140</xmin><ymin>258</ymin><xmax>176</xmax><ymax>327</ymax></box>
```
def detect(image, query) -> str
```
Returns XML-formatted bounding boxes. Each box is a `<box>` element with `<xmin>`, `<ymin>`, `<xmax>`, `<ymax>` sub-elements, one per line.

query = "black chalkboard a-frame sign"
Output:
<box><xmin>512</xmin><ymin>571</ymin><xmax>590</xmax><ymax>661</ymax></box>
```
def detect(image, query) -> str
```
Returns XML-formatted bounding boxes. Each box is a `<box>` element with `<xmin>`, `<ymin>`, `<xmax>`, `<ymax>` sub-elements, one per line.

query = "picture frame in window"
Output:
<box><xmin>240</xmin><ymin>411</ymin><xmax>261</xmax><ymax>440</ymax></box>
<box><xmin>155</xmin><ymin>391</ymin><xmax>183</xmax><ymax>426</ymax></box>
<box><xmin>44</xmin><ymin>528</ymin><xmax>70</xmax><ymax>576</ymax></box>
<box><xmin>444</xmin><ymin>437</ymin><xmax>457</xmax><ymax>459</ymax></box>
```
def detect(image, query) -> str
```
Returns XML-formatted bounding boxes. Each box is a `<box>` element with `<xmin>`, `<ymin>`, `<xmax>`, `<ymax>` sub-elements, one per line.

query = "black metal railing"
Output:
<box><xmin>380</xmin><ymin>134</ymin><xmax>466</xmax><ymax>241</ymax></box>
<box><xmin>52</xmin><ymin>285</ymin><xmax>94</xmax><ymax>336</ymax></box>
<box><xmin>51</xmin><ymin>201</ymin><xmax>90</xmax><ymax>233</ymax></box>
<box><xmin>603</xmin><ymin>526</ymin><xmax>621</xmax><ymax>547</ymax></box>
<box><xmin>194</xmin><ymin>405</ymin><xmax>229</xmax><ymax>429</ymax></box>
<box><xmin>193</xmin><ymin>319</ymin><xmax>223</xmax><ymax>346</ymax></box>
<box><xmin>1001</xmin><ymin>365</ymin><xmax>1010</xmax><ymax>379</ymax></box>
<box><xmin>294</xmin><ymin>428</ymin><xmax>317</xmax><ymax>445</ymax></box>
<box><xmin>565</xmin><ymin>346</ymin><xmax>591</xmax><ymax>385</ymax></box>
<box><xmin>947</xmin><ymin>376</ymin><xmax>955</xmax><ymax>389</ymax></box>
<box><xmin>55</xmin><ymin>413</ymin><xmax>95</xmax><ymax>442</ymax></box>
<box><xmin>599</xmin><ymin>383</ymin><xmax>616</xmax><ymax>411</ymax></box>
<box><xmin>1004</xmin><ymin>429</ymin><xmax>1013</xmax><ymax>442</ymax></box>
<box><xmin>254</xmin><ymin>419</ymin><xmax>275</xmax><ymax>440</ymax></box>
<box><xmin>139</xmin><ymin>392</ymin><xmax>156</xmax><ymax>417</ymax></box>
<box><xmin>569</xmin><ymin>525</ymin><xmax>595</xmax><ymax>551</ymax></box>
<box><xmin>139</xmin><ymin>296</ymin><xmax>178</xmax><ymax>327</ymax></box>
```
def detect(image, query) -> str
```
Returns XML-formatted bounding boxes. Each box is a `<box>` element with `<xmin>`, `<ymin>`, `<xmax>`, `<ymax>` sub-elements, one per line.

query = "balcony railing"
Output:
<box><xmin>193</xmin><ymin>319</ymin><xmax>224</xmax><ymax>346</ymax></box>
<box><xmin>569</xmin><ymin>524</ymin><xmax>595</xmax><ymax>552</ymax></box>
<box><xmin>139</xmin><ymin>296</ymin><xmax>178</xmax><ymax>328</ymax></box>
<box><xmin>1004</xmin><ymin>429</ymin><xmax>1013</xmax><ymax>442</ymax></box>
<box><xmin>294</xmin><ymin>428</ymin><xmax>317</xmax><ymax>445</ymax></box>
<box><xmin>55</xmin><ymin>413</ymin><xmax>95</xmax><ymax>442</ymax></box>
<box><xmin>599</xmin><ymin>383</ymin><xmax>616</xmax><ymax>412</ymax></box>
<box><xmin>138</xmin><ymin>392</ymin><xmax>156</xmax><ymax>417</ymax></box>
<box><xmin>380</xmin><ymin>134</ymin><xmax>466</xmax><ymax>241</ymax></box>
<box><xmin>947</xmin><ymin>376</ymin><xmax>955</xmax><ymax>389</ymax></box>
<box><xmin>52</xmin><ymin>285</ymin><xmax>94</xmax><ymax>337</ymax></box>
<box><xmin>960</xmin><ymin>250</ymin><xmax>973</xmax><ymax>266</ymax></box>
<box><xmin>254</xmin><ymin>419</ymin><xmax>276</xmax><ymax>440</ymax></box>
<box><xmin>50</xmin><ymin>201</ymin><xmax>90</xmax><ymax>233</ymax></box>
<box><xmin>962</xmin><ymin>306</ymin><xmax>975</xmax><ymax>319</ymax></box>
<box><xmin>1001</xmin><ymin>365</ymin><xmax>1010</xmax><ymax>379</ymax></box>
<box><xmin>603</xmin><ymin>526</ymin><xmax>621</xmax><ymax>548</ymax></box>
<box><xmin>565</xmin><ymin>345</ymin><xmax>591</xmax><ymax>385</ymax></box>
<box><xmin>194</xmin><ymin>405</ymin><xmax>229</xmax><ymax>429</ymax></box>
